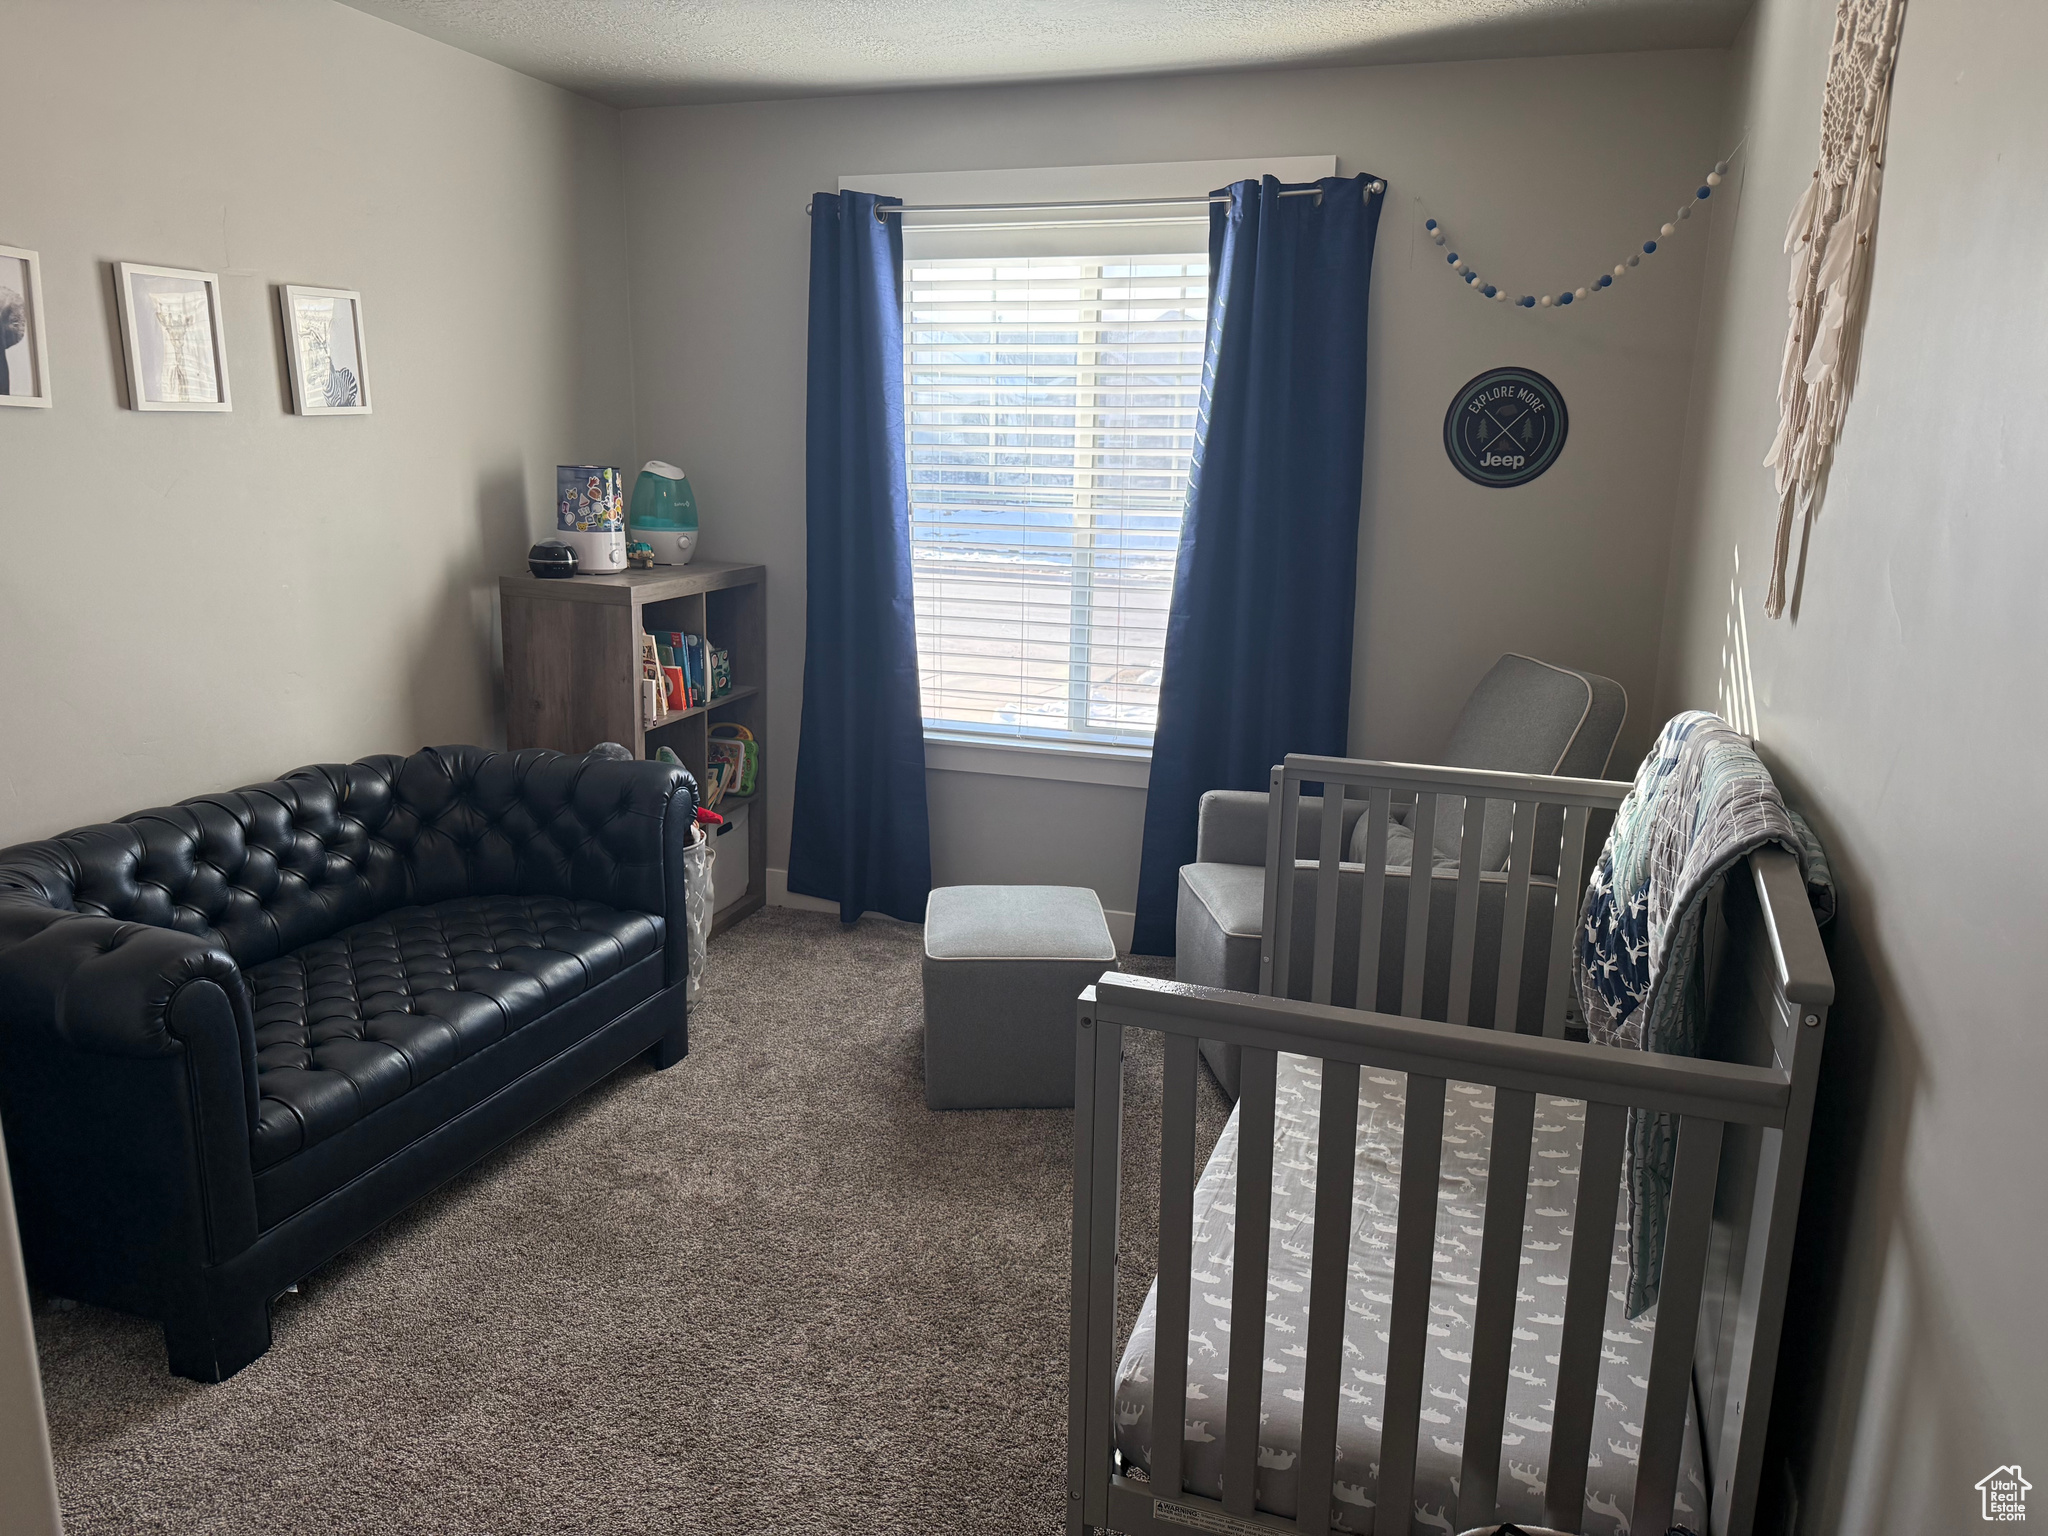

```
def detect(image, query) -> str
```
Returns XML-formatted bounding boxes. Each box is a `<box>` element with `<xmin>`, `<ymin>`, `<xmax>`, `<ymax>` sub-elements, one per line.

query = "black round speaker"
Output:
<box><xmin>528</xmin><ymin>539</ymin><xmax>579</xmax><ymax>579</ymax></box>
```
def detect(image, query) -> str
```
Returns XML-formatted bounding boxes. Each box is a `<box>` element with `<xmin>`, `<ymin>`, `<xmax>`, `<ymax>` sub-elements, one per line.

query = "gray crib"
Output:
<box><xmin>1067</xmin><ymin>755</ymin><xmax>1832</xmax><ymax>1536</ymax></box>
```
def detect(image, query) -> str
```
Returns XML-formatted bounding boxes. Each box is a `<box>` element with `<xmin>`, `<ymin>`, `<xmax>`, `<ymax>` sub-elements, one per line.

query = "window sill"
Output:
<box><xmin>923</xmin><ymin>734</ymin><xmax>1152</xmax><ymax>789</ymax></box>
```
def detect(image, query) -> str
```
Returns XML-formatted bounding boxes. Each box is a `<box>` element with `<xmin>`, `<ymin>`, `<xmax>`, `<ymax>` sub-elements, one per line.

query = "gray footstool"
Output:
<box><xmin>922</xmin><ymin>885</ymin><xmax>1119</xmax><ymax>1110</ymax></box>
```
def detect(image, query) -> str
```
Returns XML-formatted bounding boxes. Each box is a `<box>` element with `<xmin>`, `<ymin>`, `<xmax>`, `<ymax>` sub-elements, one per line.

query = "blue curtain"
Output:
<box><xmin>1131</xmin><ymin>175</ymin><xmax>1384</xmax><ymax>955</ymax></box>
<box><xmin>787</xmin><ymin>191</ymin><xmax>932</xmax><ymax>923</ymax></box>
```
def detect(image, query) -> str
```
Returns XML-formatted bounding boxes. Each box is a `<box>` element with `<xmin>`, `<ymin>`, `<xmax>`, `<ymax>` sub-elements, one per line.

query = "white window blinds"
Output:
<box><xmin>903</xmin><ymin>253</ymin><xmax>1208</xmax><ymax>751</ymax></box>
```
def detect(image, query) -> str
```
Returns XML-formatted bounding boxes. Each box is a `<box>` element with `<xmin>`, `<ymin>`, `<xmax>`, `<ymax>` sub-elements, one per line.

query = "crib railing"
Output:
<box><xmin>1260</xmin><ymin>755</ymin><xmax>1626</xmax><ymax>1032</ymax></box>
<box><xmin>1068</xmin><ymin>758</ymin><xmax>1833</xmax><ymax>1536</ymax></box>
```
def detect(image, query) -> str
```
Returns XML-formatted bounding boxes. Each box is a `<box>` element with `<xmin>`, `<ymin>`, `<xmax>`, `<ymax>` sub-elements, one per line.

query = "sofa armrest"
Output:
<box><xmin>0</xmin><ymin>907</ymin><xmax>262</xmax><ymax>1282</ymax></box>
<box><xmin>573</xmin><ymin>754</ymin><xmax>696</xmax><ymax>990</ymax></box>
<box><xmin>0</xmin><ymin>906</ymin><xmax>256</xmax><ymax>1079</ymax></box>
<box><xmin>480</xmin><ymin>750</ymin><xmax>698</xmax><ymax>989</ymax></box>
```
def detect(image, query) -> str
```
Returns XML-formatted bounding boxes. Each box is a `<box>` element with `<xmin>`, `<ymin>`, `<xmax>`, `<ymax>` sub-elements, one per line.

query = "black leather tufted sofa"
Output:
<box><xmin>0</xmin><ymin>745</ymin><xmax>696</xmax><ymax>1381</ymax></box>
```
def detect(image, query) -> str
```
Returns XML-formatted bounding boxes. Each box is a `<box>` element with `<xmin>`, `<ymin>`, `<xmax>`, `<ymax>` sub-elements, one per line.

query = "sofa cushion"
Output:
<box><xmin>245</xmin><ymin>894</ymin><xmax>660</xmax><ymax>1169</ymax></box>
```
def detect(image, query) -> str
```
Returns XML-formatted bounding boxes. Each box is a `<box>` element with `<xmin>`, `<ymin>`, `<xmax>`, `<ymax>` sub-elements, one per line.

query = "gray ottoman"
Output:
<box><xmin>922</xmin><ymin>885</ymin><xmax>1119</xmax><ymax>1110</ymax></box>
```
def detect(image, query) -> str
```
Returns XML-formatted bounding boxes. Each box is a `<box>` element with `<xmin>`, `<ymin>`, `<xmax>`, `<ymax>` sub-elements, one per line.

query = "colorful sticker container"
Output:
<box><xmin>556</xmin><ymin>466</ymin><xmax>625</xmax><ymax>532</ymax></box>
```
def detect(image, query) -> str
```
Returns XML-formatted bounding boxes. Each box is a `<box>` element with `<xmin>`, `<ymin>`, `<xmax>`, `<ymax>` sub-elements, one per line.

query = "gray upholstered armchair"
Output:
<box><xmin>1176</xmin><ymin>654</ymin><xmax>1628</xmax><ymax>1097</ymax></box>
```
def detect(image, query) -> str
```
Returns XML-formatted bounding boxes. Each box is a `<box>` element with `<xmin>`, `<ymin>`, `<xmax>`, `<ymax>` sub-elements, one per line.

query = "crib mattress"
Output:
<box><xmin>1113</xmin><ymin>1053</ymin><xmax>1708</xmax><ymax>1535</ymax></box>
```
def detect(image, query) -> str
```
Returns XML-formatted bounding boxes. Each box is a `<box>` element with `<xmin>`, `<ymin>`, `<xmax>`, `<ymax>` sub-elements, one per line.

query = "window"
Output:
<box><xmin>903</xmin><ymin>253</ymin><xmax>1208</xmax><ymax>752</ymax></box>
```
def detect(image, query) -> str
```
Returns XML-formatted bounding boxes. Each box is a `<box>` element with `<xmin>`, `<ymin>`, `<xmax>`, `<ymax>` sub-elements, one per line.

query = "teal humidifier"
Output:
<box><xmin>628</xmin><ymin>460</ymin><xmax>699</xmax><ymax>566</ymax></box>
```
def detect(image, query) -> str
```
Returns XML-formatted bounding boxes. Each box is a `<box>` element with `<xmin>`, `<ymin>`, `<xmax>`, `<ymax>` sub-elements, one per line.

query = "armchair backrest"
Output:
<box><xmin>0</xmin><ymin>746</ymin><xmax>690</xmax><ymax>970</ymax></box>
<box><xmin>1272</xmin><ymin>753</ymin><xmax>1632</xmax><ymax>1035</ymax></box>
<box><xmin>1419</xmin><ymin>653</ymin><xmax>1628</xmax><ymax>874</ymax></box>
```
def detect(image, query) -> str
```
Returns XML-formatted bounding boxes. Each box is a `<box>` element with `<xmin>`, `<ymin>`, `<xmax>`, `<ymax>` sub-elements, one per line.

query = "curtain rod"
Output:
<box><xmin>804</xmin><ymin>181</ymin><xmax>1385</xmax><ymax>217</ymax></box>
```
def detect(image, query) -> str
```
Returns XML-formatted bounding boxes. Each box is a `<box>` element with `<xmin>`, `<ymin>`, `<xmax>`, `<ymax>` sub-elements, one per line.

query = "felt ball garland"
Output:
<box><xmin>1423</xmin><ymin>155</ymin><xmax>1735</xmax><ymax>310</ymax></box>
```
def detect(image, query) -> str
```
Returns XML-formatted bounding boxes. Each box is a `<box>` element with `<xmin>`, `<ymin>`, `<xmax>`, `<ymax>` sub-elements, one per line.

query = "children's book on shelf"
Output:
<box><xmin>648</xmin><ymin>629</ymin><xmax>703</xmax><ymax>708</ymax></box>
<box><xmin>706</xmin><ymin>736</ymin><xmax>749</xmax><ymax>808</ymax></box>
<box><xmin>690</xmin><ymin>633</ymin><xmax>709</xmax><ymax>705</ymax></box>
<box><xmin>639</xmin><ymin>635</ymin><xmax>666</xmax><ymax>725</ymax></box>
<box><xmin>642</xmin><ymin>627</ymin><xmax>730</xmax><ymax>713</ymax></box>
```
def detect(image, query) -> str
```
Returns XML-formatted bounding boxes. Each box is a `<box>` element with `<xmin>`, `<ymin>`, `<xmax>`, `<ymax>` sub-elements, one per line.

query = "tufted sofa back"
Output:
<box><xmin>0</xmin><ymin>746</ymin><xmax>689</xmax><ymax>970</ymax></box>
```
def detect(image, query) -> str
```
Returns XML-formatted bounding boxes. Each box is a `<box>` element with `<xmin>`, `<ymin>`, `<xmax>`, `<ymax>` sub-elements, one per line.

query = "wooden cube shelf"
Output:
<box><xmin>499</xmin><ymin>559</ymin><xmax>768</xmax><ymax>935</ymax></box>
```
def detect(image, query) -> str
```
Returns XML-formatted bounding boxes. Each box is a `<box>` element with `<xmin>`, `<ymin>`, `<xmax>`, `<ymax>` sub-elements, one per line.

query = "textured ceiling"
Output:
<box><xmin>339</xmin><ymin>0</ymin><xmax>1749</xmax><ymax>108</ymax></box>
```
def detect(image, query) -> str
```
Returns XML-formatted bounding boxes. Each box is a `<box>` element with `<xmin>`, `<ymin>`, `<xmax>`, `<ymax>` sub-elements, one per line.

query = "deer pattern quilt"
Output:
<box><xmin>1113</xmin><ymin>1051</ymin><xmax>1707</xmax><ymax>1535</ymax></box>
<box><xmin>1574</xmin><ymin>709</ymin><xmax>1833</xmax><ymax>1318</ymax></box>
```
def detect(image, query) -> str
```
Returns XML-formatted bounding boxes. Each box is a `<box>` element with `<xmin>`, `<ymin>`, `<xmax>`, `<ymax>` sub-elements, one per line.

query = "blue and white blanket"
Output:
<box><xmin>1574</xmin><ymin>711</ymin><xmax>1834</xmax><ymax>1317</ymax></box>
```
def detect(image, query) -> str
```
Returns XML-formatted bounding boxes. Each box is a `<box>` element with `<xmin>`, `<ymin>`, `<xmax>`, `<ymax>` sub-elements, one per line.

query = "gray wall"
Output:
<box><xmin>1653</xmin><ymin>0</ymin><xmax>2047</xmax><ymax>1528</ymax></box>
<box><xmin>619</xmin><ymin>51</ymin><xmax>1729</xmax><ymax>931</ymax></box>
<box><xmin>0</xmin><ymin>0</ymin><xmax>635</xmax><ymax>848</ymax></box>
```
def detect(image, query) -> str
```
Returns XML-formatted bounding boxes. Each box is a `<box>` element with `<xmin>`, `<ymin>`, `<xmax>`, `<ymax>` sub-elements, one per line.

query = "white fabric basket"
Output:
<box><xmin>680</xmin><ymin>823</ymin><xmax>715</xmax><ymax>1004</ymax></box>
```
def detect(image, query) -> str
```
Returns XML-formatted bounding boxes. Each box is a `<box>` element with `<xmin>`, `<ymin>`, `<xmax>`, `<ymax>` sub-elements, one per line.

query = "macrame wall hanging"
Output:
<box><xmin>1762</xmin><ymin>0</ymin><xmax>1910</xmax><ymax>617</ymax></box>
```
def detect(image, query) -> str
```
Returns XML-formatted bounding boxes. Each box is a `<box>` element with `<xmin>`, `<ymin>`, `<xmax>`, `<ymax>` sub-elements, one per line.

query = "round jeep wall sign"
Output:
<box><xmin>1443</xmin><ymin>367</ymin><xmax>1569</xmax><ymax>488</ymax></box>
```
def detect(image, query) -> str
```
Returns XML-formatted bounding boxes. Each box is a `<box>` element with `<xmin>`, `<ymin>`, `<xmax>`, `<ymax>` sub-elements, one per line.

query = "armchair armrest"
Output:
<box><xmin>1195</xmin><ymin>789</ymin><xmax>1369</xmax><ymax>868</ymax></box>
<box><xmin>1195</xmin><ymin>791</ymin><xmax>1272</xmax><ymax>866</ymax></box>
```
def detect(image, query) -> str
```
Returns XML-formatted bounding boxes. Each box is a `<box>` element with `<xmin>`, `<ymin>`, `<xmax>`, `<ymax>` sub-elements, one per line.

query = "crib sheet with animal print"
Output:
<box><xmin>1113</xmin><ymin>1052</ymin><xmax>1708</xmax><ymax>1535</ymax></box>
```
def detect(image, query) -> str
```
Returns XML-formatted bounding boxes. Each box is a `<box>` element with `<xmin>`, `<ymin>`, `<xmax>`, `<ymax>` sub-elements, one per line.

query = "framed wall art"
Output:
<box><xmin>0</xmin><ymin>243</ymin><xmax>53</xmax><ymax>408</ymax></box>
<box><xmin>115</xmin><ymin>261</ymin><xmax>231</xmax><ymax>412</ymax></box>
<box><xmin>280</xmin><ymin>284</ymin><xmax>371</xmax><ymax>415</ymax></box>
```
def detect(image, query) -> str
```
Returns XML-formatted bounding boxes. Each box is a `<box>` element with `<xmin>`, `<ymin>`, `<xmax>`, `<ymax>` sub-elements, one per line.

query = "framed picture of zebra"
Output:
<box><xmin>0</xmin><ymin>244</ymin><xmax>53</xmax><ymax>408</ymax></box>
<box><xmin>279</xmin><ymin>284</ymin><xmax>372</xmax><ymax>415</ymax></box>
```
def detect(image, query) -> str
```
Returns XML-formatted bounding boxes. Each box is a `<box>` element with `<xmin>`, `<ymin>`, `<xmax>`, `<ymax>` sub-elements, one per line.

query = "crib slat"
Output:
<box><xmin>1546</xmin><ymin>1099</ymin><xmax>1628</xmax><ymax>1530</ymax></box>
<box><xmin>1223</xmin><ymin>1046</ymin><xmax>1279</xmax><ymax>1516</ymax></box>
<box><xmin>1264</xmin><ymin>771</ymin><xmax>1302</xmax><ymax>999</ymax></box>
<box><xmin>1400</xmin><ymin>794</ymin><xmax>1438</xmax><ymax>1017</ymax></box>
<box><xmin>1311</xmin><ymin>782</ymin><xmax>1347</xmax><ymax>1006</ymax></box>
<box><xmin>1490</xmin><ymin>799</ymin><xmax>1540</xmax><ymax>1032</ymax></box>
<box><xmin>1457</xmin><ymin>1086</ymin><xmax>1536</xmax><ymax>1529</ymax></box>
<box><xmin>1633</xmin><ymin>1114</ymin><xmax>1726</xmax><ymax>1536</ymax></box>
<box><xmin>1354</xmin><ymin>787</ymin><xmax>1393</xmax><ymax>1012</ymax></box>
<box><xmin>1151</xmin><ymin>1032</ymin><xmax>1201</xmax><ymax>1500</ymax></box>
<box><xmin>1540</xmin><ymin>805</ymin><xmax>1592</xmax><ymax>1038</ymax></box>
<box><xmin>1445</xmin><ymin>794</ymin><xmax>1487</xmax><ymax>1026</ymax></box>
<box><xmin>1375</xmin><ymin>1072</ymin><xmax>1447</xmax><ymax>1531</ymax></box>
<box><xmin>1295</xmin><ymin>1058</ymin><xmax>1361</xmax><ymax>1535</ymax></box>
<box><xmin>1071</xmin><ymin>1009</ymin><xmax>1127</xmax><ymax>1529</ymax></box>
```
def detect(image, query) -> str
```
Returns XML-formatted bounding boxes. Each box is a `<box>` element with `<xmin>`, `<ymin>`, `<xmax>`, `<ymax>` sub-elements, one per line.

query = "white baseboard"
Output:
<box><xmin>770</xmin><ymin>870</ymin><xmax>1137</xmax><ymax>952</ymax></box>
<box><xmin>767</xmin><ymin>869</ymin><xmax>842</xmax><ymax>914</ymax></box>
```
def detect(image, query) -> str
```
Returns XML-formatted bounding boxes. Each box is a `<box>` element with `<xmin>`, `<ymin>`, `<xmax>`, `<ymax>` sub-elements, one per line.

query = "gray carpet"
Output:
<box><xmin>35</xmin><ymin>908</ymin><xmax>1227</xmax><ymax>1535</ymax></box>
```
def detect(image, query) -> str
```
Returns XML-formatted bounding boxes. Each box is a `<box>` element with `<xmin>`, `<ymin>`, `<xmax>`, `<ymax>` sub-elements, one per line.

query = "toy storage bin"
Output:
<box><xmin>711</xmin><ymin>802</ymin><xmax>751</xmax><ymax>912</ymax></box>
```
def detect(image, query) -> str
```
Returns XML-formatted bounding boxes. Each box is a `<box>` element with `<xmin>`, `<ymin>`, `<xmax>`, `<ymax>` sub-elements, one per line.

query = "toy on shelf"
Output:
<box><xmin>708</xmin><ymin>722</ymin><xmax>758</xmax><ymax>798</ymax></box>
